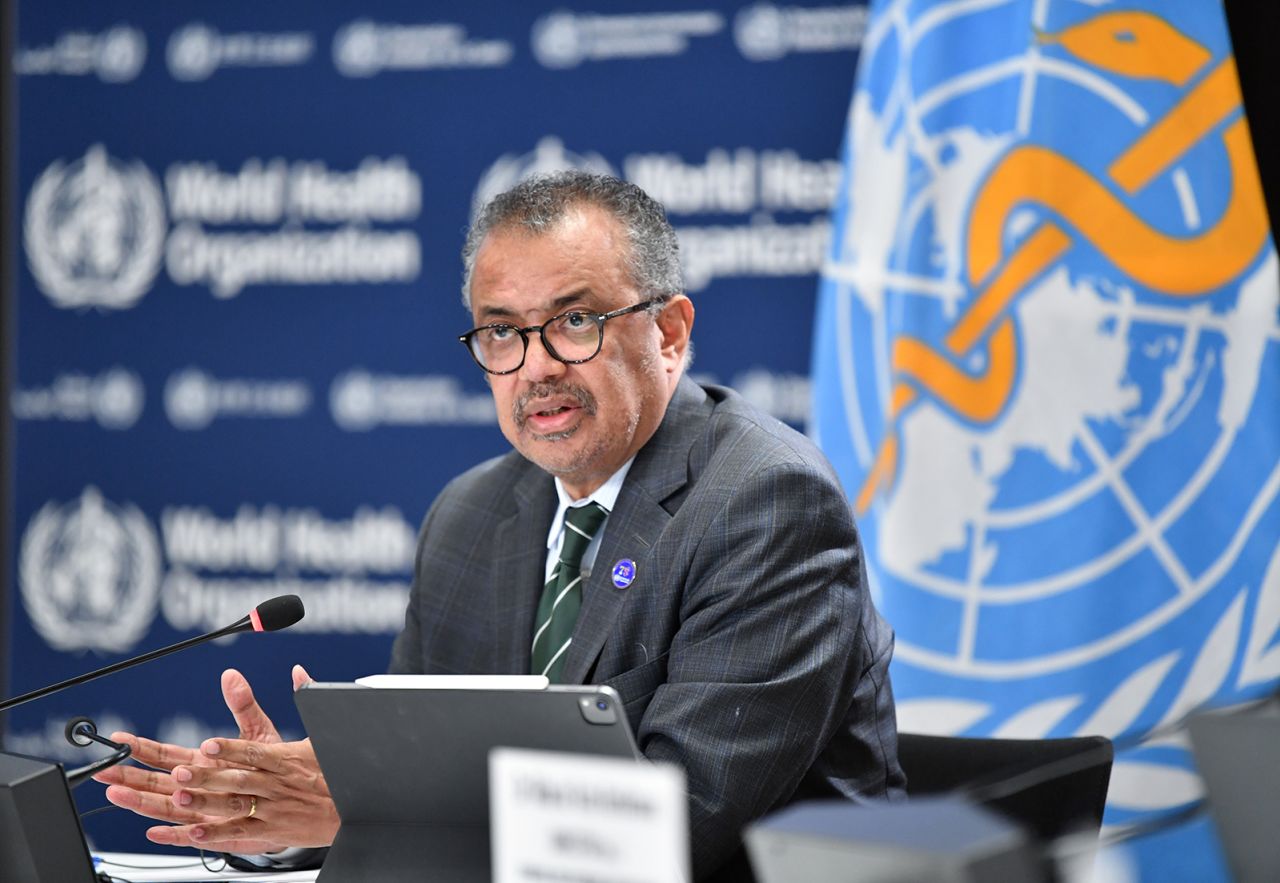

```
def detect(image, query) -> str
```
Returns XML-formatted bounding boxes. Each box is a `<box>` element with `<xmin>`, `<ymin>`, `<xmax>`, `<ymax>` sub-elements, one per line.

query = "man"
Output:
<box><xmin>96</xmin><ymin>172</ymin><xmax>904</xmax><ymax>880</ymax></box>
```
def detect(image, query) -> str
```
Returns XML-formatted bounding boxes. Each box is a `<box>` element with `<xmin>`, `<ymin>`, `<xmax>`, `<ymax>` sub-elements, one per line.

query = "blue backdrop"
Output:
<box><xmin>4</xmin><ymin>0</ymin><xmax>866</xmax><ymax>853</ymax></box>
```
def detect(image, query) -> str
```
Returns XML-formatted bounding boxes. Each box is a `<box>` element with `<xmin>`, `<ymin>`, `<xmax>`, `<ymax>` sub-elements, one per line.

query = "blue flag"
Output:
<box><xmin>812</xmin><ymin>1</ymin><xmax>1278</xmax><ymax>877</ymax></box>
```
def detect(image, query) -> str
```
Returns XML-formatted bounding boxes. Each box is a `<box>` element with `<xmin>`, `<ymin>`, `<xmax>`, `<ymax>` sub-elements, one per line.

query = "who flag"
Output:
<box><xmin>812</xmin><ymin>0</ymin><xmax>1278</xmax><ymax>878</ymax></box>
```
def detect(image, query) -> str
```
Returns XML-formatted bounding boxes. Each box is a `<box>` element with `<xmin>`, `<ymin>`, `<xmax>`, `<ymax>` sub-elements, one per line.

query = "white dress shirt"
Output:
<box><xmin>543</xmin><ymin>457</ymin><xmax>634</xmax><ymax>583</ymax></box>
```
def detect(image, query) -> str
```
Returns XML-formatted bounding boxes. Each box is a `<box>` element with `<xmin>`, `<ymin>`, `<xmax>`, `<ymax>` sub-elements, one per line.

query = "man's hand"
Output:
<box><xmin>93</xmin><ymin>665</ymin><xmax>339</xmax><ymax>854</ymax></box>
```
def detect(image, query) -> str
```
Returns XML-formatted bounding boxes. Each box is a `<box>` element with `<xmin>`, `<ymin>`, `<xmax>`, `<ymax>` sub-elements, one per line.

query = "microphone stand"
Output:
<box><xmin>0</xmin><ymin>595</ymin><xmax>302</xmax><ymax>882</ymax></box>
<box><xmin>0</xmin><ymin>615</ymin><xmax>251</xmax><ymax>713</ymax></box>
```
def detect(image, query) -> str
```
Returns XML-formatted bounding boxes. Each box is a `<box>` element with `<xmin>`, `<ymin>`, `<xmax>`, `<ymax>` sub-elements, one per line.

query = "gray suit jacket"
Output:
<box><xmin>390</xmin><ymin>376</ymin><xmax>904</xmax><ymax>879</ymax></box>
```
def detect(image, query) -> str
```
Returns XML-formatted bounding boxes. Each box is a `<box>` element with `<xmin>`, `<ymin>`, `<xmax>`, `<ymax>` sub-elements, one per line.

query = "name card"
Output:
<box><xmin>490</xmin><ymin>747</ymin><xmax>689</xmax><ymax>883</ymax></box>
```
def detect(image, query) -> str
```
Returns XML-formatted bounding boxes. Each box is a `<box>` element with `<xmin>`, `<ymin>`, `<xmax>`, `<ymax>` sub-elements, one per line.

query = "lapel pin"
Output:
<box><xmin>611</xmin><ymin>559</ymin><xmax>636</xmax><ymax>589</ymax></box>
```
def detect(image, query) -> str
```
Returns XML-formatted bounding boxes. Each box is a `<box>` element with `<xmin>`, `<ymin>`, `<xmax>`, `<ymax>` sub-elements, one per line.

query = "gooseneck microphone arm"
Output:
<box><xmin>0</xmin><ymin>594</ymin><xmax>305</xmax><ymax>713</ymax></box>
<box><xmin>0</xmin><ymin>620</ymin><xmax>248</xmax><ymax>713</ymax></box>
<box><xmin>63</xmin><ymin>716</ymin><xmax>132</xmax><ymax>789</ymax></box>
<box><xmin>0</xmin><ymin>616</ymin><xmax>247</xmax><ymax>711</ymax></box>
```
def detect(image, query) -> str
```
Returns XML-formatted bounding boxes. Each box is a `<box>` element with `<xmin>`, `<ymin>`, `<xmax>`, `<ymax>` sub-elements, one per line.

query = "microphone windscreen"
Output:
<box><xmin>250</xmin><ymin>594</ymin><xmax>306</xmax><ymax>632</ymax></box>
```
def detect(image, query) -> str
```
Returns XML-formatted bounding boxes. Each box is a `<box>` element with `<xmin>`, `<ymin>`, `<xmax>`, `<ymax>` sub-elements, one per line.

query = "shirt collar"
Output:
<box><xmin>545</xmin><ymin>457</ymin><xmax>635</xmax><ymax>551</ymax></box>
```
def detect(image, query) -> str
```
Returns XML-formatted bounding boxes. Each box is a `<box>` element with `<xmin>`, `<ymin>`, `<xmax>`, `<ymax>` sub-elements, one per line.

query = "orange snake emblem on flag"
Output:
<box><xmin>857</xmin><ymin>11</ymin><xmax>1270</xmax><ymax>515</ymax></box>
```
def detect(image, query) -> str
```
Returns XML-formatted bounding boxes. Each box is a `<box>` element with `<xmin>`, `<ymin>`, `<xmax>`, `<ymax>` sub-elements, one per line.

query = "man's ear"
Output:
<box><xmin>656</xmin><ymin>295</ymin><xmax>694</xmax><ymax>372</ymax></box>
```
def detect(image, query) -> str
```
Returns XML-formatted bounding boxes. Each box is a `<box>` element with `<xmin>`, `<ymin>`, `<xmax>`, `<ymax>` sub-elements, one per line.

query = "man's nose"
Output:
<box><xmin>519</xmin><ymin>331</ymin><xmax>566</xmax><ymax>383</ymax></box>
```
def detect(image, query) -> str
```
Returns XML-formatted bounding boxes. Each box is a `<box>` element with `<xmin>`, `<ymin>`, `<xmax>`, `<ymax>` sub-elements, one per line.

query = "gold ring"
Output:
<box><xmin>246</xmin><ymin>796</ymin><xmax>257</xmax><ymax>819</ymax></box>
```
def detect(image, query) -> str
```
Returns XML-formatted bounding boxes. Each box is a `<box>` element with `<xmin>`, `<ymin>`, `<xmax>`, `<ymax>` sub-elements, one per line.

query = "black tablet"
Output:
<box><xmin>295</xmin><ymin>676</ymin><xmax>642</xmax><ymax>881</ymax></box>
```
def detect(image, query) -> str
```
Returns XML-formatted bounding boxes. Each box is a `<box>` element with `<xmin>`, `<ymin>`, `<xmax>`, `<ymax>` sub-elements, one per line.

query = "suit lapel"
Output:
<box><xmin>491</xmin><ymin>463</ymin><xmax>557</xmax><ymax>674</ymax></box>
<box><xmin>561</xmin><ymin>378</ymin><xmax>711</xmax><ymax>683</ymax></box>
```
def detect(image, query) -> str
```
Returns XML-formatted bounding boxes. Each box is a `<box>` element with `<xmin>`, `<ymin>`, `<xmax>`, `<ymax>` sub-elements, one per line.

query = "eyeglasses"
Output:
<box><xmin>459</xmin><ymin>298</ymin><xmax>665</xmax><ymax>375</ymax></box>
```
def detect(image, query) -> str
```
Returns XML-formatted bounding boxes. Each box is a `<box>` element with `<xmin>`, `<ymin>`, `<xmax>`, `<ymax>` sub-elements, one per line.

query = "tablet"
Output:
<box><xmin>295</xmin><ymin>677</ymin><xmax>643</xmax><ymax>881</ymax></box>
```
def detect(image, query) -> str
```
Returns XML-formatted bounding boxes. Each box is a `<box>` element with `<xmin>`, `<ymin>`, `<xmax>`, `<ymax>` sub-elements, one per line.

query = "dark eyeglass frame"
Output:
<box><xmin>458</xmin><ymin>297</ymin><xmax>667</xmax><ymax>375</ymax></box>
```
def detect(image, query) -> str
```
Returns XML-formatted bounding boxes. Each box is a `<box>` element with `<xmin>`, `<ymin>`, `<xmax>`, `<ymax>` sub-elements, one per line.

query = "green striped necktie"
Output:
<box><xmin>530</xmin><ymin>502</ymin><xmax>609</xmax><ymax>682</ymax></box>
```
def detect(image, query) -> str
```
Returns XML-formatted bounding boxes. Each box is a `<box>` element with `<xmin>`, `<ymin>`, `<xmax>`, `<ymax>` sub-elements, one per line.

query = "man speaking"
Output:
<box><xmin>96</xmin><ymin>172</ymin><xmax>905</xmax><ymax>880</ymax></box>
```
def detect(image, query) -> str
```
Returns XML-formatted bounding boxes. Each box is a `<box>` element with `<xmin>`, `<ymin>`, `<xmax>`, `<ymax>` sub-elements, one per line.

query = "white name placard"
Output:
<box><xmin>490</xmin><ymin>747</ymin><xmax>689</xmax><ymax>883</ymax></box>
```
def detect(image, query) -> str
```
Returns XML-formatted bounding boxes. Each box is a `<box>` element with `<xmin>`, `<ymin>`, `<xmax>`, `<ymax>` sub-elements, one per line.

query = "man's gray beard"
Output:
<box><xmin>536</xmin><ymin>426</ymin><xmax>578</xmax><ymax>442</ymax></box>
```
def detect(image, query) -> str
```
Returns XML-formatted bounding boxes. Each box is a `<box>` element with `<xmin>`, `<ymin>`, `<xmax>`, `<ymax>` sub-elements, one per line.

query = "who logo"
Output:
<box><xmin>812</xmin><ymin>2</ymin><xmax>1280</xmax><ymax>821</ymax></box>
<box><xmin>470</xmin><ymin>136</ymin><xmax>615</xmax><ymax>224</ymax></box>
<box><xmin>19</xmin><ymin>487</ymin><xmax>162</xmax><ymax>653</ymax></box>
<box><xmin>24</xmin><ymin>144</ymin><xmax>166</xmax><ymax>310</ymax></box>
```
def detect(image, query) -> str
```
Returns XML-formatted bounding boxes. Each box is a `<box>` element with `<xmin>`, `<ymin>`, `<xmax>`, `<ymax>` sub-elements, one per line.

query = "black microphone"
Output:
<box><xmin>63</xmin><ymin>716</ymin><xmax>132</xmax><ymax>789</ymax></box>
<box><xmin>248</xmin><ymin>593</ymin><xmax>307</xmax><ymax>633</ymax></box>
<box><xmin>0</xmin><ymin>594</ymin><xmax>306</xmax><ymax>713</ymax></box>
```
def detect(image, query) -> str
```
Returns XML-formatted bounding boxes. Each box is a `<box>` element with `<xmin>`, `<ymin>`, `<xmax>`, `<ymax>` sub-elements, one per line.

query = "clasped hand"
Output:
<box><xmin>93</xmin><ymin>665</ymin><xmax>340</xmax><ymax>854</ymax></box>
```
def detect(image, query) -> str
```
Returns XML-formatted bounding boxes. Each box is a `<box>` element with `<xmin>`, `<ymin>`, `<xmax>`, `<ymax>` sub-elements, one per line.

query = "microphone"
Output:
<box><xmin>248</xmin><ymin>593</ymin><xmax>306</xmax><ymax>632</ymax></box>
<box><xmin>0</xmin><ymin>594</ymin><xmax>306</xmax><ymax>713</ymax></box>
<box><xmin>63</xmin><ymin>716</ymin><xmax>132</xmax><ymax>788</ymax></box>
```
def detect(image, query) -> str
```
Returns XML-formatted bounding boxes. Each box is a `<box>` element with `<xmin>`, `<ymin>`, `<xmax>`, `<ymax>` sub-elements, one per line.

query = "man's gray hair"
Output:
<box><xmin>461</xmin><ymin>171</ymin><xmax>684</xmax><ymax>308</ymax></box>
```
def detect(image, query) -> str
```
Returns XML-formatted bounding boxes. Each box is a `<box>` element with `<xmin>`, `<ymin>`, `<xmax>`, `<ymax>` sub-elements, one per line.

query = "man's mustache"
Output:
<box><xmin>513</xmin><ymin>383</ymin><xmax>598</xmax><ymax>429</ymax></box>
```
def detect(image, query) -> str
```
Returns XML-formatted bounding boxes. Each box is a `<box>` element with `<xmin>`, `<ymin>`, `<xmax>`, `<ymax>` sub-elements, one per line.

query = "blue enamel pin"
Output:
<box><xmin>611</xmin><ymin>559</ymin><xmax>636</xmax><ymax>589</ymax></box>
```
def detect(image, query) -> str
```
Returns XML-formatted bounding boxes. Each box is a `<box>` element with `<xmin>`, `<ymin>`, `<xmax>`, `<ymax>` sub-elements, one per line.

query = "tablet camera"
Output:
<box><xmin>578</xmin><ymin>694</ymin><xmax>618</xmax><ymax>725</ymax></box>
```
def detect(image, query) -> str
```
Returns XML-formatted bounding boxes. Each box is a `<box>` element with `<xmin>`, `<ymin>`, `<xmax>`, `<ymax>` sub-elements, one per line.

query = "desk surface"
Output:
<box><xmin>94</xmin><ymin>852</ymin><xmax>319</xmax><ymax>882</ymax></box>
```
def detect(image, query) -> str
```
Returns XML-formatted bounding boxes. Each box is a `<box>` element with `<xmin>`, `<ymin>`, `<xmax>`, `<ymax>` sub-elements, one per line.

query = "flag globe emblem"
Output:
<box><xmin>813</xmin><ymin>1</ymin><xmax>1280</xmax><ymax>783</ymax></box>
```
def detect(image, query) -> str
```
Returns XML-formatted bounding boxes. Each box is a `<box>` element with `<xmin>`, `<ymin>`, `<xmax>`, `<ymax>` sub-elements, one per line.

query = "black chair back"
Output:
<box><xmin>897</xmin><ymin>733</ymin><xmax>1113</xmax><ymax>842</ymax></box>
